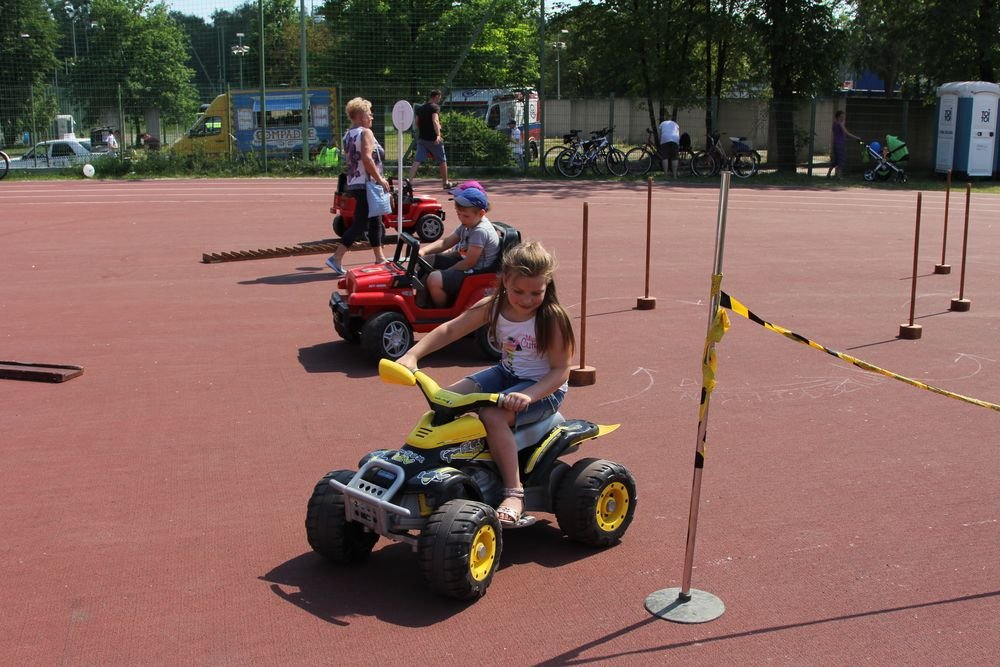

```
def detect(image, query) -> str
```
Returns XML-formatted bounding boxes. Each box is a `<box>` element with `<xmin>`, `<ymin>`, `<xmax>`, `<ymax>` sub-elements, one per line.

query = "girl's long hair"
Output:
<box><xmin>488</xmin><ymin>241</ymin><xmax>575</xmax><ymax>356</ymax></box>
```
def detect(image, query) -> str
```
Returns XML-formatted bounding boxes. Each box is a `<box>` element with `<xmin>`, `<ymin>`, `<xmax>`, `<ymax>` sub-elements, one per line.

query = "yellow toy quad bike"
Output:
<box><xmin>305</xmin><ymin>359</ymin><xmax>637</xmax><ymax>600</ymax></box>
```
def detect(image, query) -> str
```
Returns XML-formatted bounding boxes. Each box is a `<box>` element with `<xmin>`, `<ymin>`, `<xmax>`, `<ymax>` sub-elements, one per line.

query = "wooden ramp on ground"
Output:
<box><xmin>0</xmin><ymin>361</ymin><xmax>84</xmax><ymax>383</ymax></box>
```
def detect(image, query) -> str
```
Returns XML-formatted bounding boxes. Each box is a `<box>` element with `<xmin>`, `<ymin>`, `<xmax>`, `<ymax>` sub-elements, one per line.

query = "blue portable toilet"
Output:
<box><xmin>935</xmin><ymin>82</ymin><xmax>1000</xmax><ymax>177</ymax></box>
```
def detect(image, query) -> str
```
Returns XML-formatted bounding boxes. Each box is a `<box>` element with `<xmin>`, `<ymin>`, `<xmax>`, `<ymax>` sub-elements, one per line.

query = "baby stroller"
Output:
<box><xmin>862</xmin><ymin>135</ymin><xmax>908</xmax><ymax>183</ymax></box>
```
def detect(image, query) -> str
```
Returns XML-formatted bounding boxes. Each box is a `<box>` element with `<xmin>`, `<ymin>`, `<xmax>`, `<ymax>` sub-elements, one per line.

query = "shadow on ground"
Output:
<box><xmin>533</xmin><ymin>589</ymin><xmax>1000</xmax><ymax>666</ymax></box>
<box><xmin>261</xmin><ymin>547</ymin><xmax>465</xmax><ymax>627</ymax></box>
<box><xmin>262</xmin><ymin>524</ymin><xmax>614</xmax><ymax>627</ymax></box>
<box><xmin>297</xmin><ymin>337</ymin><xmax>489</xmax><ymax>378</ymax></box>
<box><xmin>239</xmin><ymin>266</ymin><xmax>336</xmax><ymax>286</ymax></box>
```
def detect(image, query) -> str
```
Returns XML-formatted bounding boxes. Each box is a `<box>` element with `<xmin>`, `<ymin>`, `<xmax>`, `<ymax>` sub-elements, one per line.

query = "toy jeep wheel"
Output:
<box><xmin>555</xmin><ymin>458</ymin><xmax>637</xmax><ymax>547</ymax></box>
<box><xmin>332</xmin><ymin>214</ymin><xmax>347</xmax><ymax>238</ymax></box>
<box><xmin>361</xmin><ymin>311</ymin><xmax>413</xmax><ymax>360</ymax></box>
<box><xmin>418</xmin><ymin>499</ymin><xmax>502</xmax><ymax>600</ymax></box>
<box><xmin>415</xmin><ymin>214</ymin><xmax>445</xmax><ymax>242</ymax></box>
<box><xmin>305</xmin><ymin>470</ymin><xmax>378</xmax><ymax>562</ymax></box>
<box><xmin>475</xmin><ymin>325</ymin><xmax>502</xmax><ymax>360</ymax></box>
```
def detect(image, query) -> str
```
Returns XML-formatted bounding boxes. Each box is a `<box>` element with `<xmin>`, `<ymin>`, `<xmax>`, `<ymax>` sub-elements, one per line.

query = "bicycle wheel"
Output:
<box><xmin>556</xmin><ymin>148</ymin><xmax>585</xmax><ymax>178</ymax></box>
<box><xmin>543</xmin><ymin>145</ymin><xmax>568</xmax><ymax>175</ymax></box>
<box><xmin>585</xmin><ymin>152</ymin><xmax>601</xmax><ymax>176</ymax></box>
<box><xmin>676</xmin><ymin>149</ymin><xmax>693</xmax><ymax>176</ymax></box>
<box><xmin>605</xmin><ymin>147</ymin><xmax>628</xmax><ymax>177</ymax></box>
<box><xmin>731</xmin><ymin>152</ymin><xmax>758</xmax><ymax>178</ymax></box>
<box><xmin>625</xmin><ymin>147</ymin><xmax>652</xmax><ymax>175</ymax></box>
<box><xmin>0</xmin><ymin>151</ymin><xmax>9</xmax><ymax>180</ymax></box>
<box><xmin>690</xmin><ymin>151</ymin><xmax>716</xmax><ymax>177</ymax></box>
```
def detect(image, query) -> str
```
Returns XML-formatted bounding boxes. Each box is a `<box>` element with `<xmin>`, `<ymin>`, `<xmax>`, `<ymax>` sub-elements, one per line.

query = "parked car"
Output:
<box><xmin>9</xmin><ymin>139</ymin><xmax>93</xmax><ymax>170</ymax></box>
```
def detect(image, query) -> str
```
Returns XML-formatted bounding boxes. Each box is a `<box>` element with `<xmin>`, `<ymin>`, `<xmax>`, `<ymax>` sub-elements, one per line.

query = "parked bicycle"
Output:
<box><xmin>555</xmin><ymin>127</ymin><xmax>627</xmax><ymax>178</ymax></box>
<box><xmin>0</xmin><ymin>150</ymin><xmax>9</xmax><ymax>180</ymax></box>
<box><xmin>691</xmin><ymin>133</ymin><xmax>760</xmax><ymax>178</ymax></box>
<box><xmin>543</xmin><ymin>129</ymin><xmax>583</xmax><ymax>175</ymax></box>
<box><xmin>625</xmin><ymin>128</ymin><xmax>693</xmax><ymax>176</ymax></box>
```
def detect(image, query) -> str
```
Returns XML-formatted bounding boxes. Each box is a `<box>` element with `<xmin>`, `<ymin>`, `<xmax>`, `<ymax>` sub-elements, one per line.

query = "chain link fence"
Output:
<box><xmin>1</xmin><ymin>0</ymin><xmax>937</xmax><ymax>177</ymax></box>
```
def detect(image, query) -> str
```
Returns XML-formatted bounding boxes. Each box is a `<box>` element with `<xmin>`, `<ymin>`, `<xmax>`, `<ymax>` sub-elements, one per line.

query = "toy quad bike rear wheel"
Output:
<box><xmin>554</xmin><ymin>458</ymin><xmax>637</xmax><ymax>546</ymax></box>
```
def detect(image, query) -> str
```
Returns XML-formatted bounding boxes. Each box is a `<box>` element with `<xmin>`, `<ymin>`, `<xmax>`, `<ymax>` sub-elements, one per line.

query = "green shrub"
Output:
<box><xmin>83</xmin><ymin>148</ymin><xmax>336</xmax><ymax>178</ymax></box>
<box><xmin>438</xmin><ymin>112</ymin><xmax>513</xmax><ymax>167</ymax></box>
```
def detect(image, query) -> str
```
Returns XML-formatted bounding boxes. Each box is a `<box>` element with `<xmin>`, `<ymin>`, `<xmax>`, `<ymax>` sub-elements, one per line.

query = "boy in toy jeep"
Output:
<box><xmin>398</xmin><ymin>241</ymin><xmax>575</xmax><ymax>528</ymax></box>
<box><xmin>418</xmin><ymin>181</ymin><xmax>501</xmax><ymax>307</ymax></box>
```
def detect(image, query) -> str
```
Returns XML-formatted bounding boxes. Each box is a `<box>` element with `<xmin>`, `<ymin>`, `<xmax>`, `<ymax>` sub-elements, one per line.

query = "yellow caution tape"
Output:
<box><xmin>720</xmin><ymin>292</ymin><xmax>1000</xmax><ymax>413</ymax></box>
<box><xmin>710</xmin><ymin>273</ymin><xmax>723</xmax><ymax>297</ymax></box>
<box><xmin>701</xmin><ymin>307</ymin><xmax>730</xmax><ymax>405</ymax></box>
<box><xmin>696</xmin><ymin>306</ymin><xmax>731</xmax><ymax>464</ymax></box>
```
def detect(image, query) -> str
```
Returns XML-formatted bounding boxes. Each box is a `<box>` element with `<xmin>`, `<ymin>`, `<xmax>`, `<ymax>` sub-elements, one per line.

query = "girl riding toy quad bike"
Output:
<box><xmin>305</xmin><ymin>359</ymin><xmax>637</xmax><ymax>600</ymax></box>
<box><xmin>331</xmin><ymin>174</ymin><xmax>446</xmax><ymax>242</ymax></box>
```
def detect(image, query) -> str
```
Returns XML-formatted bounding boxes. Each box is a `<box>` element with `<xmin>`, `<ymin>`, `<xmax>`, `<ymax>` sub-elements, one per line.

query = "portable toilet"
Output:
<box><xmin>54</xmin><ymin>114</ymin><xmax>77</xmax><ymax>140</ymax></box>
<box><xmin>935</xmin><ymin>82</ymin><xmax>1000</xmax><ymax>177</ymax></box>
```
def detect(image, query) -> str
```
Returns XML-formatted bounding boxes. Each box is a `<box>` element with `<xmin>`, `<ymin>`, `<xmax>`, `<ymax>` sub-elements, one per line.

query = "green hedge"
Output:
<box><xmin>438</xmin><ymin>112</ymin><xmax>514</xmax><ymax>167</ymax></box>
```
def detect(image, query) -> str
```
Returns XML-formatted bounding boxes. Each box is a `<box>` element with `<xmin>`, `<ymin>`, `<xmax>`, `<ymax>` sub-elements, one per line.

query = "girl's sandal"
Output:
<box><xmin>497</xmin><ymin>488</ymin><xmax>537</xmax><ymax>529</ymax></box>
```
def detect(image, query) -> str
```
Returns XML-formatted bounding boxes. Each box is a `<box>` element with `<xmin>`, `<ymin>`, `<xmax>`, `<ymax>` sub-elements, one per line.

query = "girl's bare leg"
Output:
<box><xmin>481</xmin><ymin>407</ymin><xmax>522</xmax><ymax>520</ymax></box>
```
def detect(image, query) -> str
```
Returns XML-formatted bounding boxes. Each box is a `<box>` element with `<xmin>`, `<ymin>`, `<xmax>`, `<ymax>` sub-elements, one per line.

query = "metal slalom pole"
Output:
<box><xmin>645</xmin><ymin>171</ymin><xmax>732</xmax><ymax>624</ymax></box>
<box><xmin>391</xmin><ymin>101</ymin><xmax>414</xmax><ymax>242</ymax></box>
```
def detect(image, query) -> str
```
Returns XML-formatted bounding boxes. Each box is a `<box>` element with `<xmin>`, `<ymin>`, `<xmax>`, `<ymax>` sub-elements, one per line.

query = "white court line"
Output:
<box><xmin>3</xmin><ymin>182</ymin><xmax>999</xmax><ymax>213</ymax></box>
<box><xmin>0</xmin><ymin>192</ymin><xmax>329</xmax><ymax>200</ymax></box>
<box><xmin>573</xmin><ymin>192</ymin><xmax>1000</xmax><ymax>212</ymax></box>
<box><xmin>2</xmin><ymin>199</ymin><xmax>328</xmax><ymax>206</ymax></box>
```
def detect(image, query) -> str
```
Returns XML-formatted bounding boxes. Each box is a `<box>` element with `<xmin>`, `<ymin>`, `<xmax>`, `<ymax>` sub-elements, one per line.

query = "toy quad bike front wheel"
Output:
<box><xmin>306</xmin><ymin>473</ymin><xmax>503</xmax><ymax>599</ymax></box>
<box><xmin>418</xmin><ymin>499</ymin><xmax>502</xmax><ymax>599</ymax></box>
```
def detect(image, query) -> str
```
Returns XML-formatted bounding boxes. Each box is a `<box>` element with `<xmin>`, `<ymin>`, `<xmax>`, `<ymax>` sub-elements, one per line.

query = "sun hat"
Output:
<box><xmin>449</xmin><ymin>181</ymin><xmax>489</xmax><ymax>210</ymax></box>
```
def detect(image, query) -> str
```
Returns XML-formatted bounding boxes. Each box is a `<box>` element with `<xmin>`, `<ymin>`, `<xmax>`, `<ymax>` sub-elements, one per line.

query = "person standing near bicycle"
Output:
<box><xmin>827</xmin><ymin>110</ymin><xmax>861</xmax><ymax>179</ymax></box>
<box><xmin>657</xmin><ymin>117</ymin><xmax>681</xmax><ymax>178</ymax></box>
<box><xmin>409</xmin><ymin>90</ymin><xmax>454</xmax><ymax>190</ymax></box>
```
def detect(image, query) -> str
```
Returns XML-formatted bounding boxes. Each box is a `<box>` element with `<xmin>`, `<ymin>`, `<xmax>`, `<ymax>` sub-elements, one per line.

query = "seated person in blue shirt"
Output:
<box><xmin>418</xmin><ymin>181</ymin><xmax>501</xmax><ymax>308</ymax></box>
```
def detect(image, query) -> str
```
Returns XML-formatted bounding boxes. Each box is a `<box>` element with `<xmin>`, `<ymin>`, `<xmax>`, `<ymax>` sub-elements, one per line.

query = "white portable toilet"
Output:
<box><xmin>935</xmin><ymin>82</ymin><xmax>1000</xmax><ymax>177</ymax></box>
<box><xmin>54</xmin><ymin>114</ymin><xmax>77</xmax><ymax>140</ymax></box>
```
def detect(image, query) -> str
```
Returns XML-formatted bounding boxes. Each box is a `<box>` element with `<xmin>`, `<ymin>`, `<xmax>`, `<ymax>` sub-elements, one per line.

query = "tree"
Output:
<box><xmin>751</xmin><ymin>0</ymin><xmax>843</xmax><ymax>170</ymax></box>
<box><xmin>240</xmin><ymin>0</ymin><xmax>299</xmax><ymax>87</ymax></box>
<box><xmin>170</xmin><ymin>12</ymin><xmax>222</xmax><ymax>98</ymax></box>
<box><xmin>0</xmin><ymin>0</ymin><xmax>59</xmax><ymax>145</ymax></box>
<box><xmin>69</xmin><ymin>0</ymin><xmax>199</xmax><ymax>134</ymax></box>
<box><xmin>317</xmin><ymin>0</ymin><xmax>538</xmax><ymax>99</ymax></box>
<box><xmin>452</xmin><ymin>1</ymin><xmax>539</xmax><ymax>89</ymax></box>
<box><xmin>849</xmin><ymin>0</ymin><xmax>921</xmax><ymax>96</ymax></box>
<box><xmin>918</xmin><ymin>0</ymin><xmax>999</xmax><ymax>89</ymax></box>
<box><xmin>699</xmin><ymin>0</ymin><xmax>762</xmax><ymax>139</ymax></box>
<box><xmin>550</xmin><ymin>0</ymin><xmax>758</xmax><ymax>137</ymax></box>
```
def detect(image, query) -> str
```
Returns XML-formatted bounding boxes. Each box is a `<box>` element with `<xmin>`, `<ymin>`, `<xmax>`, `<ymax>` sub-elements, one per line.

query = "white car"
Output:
<box><xmin>9</xmin><ymin>139</ymin><xmax>94</xmax><ymax>170</ymax></box>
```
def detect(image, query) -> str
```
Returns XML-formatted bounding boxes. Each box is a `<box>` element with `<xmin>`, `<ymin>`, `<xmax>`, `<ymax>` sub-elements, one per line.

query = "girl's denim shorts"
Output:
<box><xmin>466</xmin><ymin>364</ymin><xmax>566</xmax><ymax>427</ymax></box>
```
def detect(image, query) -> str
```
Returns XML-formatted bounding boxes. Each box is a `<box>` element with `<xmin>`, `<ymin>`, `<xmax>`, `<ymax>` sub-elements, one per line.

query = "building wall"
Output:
<box><xmin>543</xmin><ymin>96</ymin><xmax>936</xmax><ymax>171</ymax></box>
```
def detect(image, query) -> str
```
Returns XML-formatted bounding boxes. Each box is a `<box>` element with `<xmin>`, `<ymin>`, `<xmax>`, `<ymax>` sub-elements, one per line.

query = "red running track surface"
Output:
<box><xmin>2</xmin><ymin>177</ymin><xmax>998</xmax><ymax>665</ymax></box>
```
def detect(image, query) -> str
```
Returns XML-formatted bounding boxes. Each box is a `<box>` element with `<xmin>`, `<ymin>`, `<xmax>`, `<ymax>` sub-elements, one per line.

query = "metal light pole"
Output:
<box><xmin>299</xmin><ymin>0</ymin><xmax>309</xmax><ymax>162</ymax></box>
<box><xmin>68</xmin><ymin>7</ymin><xmax>78</xmax><ymax>60</ymax></box>
<box><xmin>259</xmin><ymin>0</ymin><xmax>268</xmax><ymax>172</ymax></box>
<box><xmin>551</xmin><ymin>31</ymin><xmax>568</xmax><ymax>100</ymax></box>
<box><xmin>232</xmin><ymin>33</ymin><xmax>248</xmax><ymax>89</ymax></box>
<box><xmin>551</xmin><ymin>42</ymin><xmax>565</xmax><ymax>100</ymax></box>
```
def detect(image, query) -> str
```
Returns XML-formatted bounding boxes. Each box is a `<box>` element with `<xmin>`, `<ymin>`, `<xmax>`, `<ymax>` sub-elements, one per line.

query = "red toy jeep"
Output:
<box><xmin>329</xmin><ymin>222</ymin><xmax>522</xmax><ymax>361</ymax></box>
<box><xmin>331</xmin><ymin>174</ymin><xmax>446</xmax><ymax>243</ymax></box>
